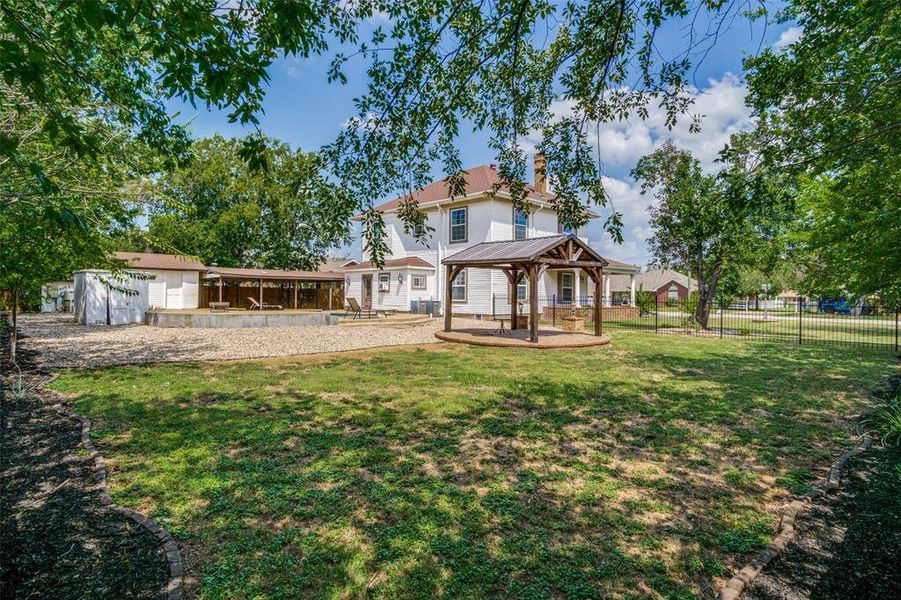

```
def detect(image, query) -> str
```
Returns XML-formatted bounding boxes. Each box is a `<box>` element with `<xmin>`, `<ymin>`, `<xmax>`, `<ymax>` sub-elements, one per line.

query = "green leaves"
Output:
<box><xmin>147</xmin><ymin>135</ymin><xmax>352</xmax><ymax>271</ymax></box>
<box><xmin>743</xmin><ymin>0</ymin><xmax>901</xmax><ymax>302</ymax></box>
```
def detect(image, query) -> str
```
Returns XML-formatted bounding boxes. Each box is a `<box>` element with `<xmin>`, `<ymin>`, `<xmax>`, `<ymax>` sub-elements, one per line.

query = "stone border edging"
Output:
<box><xmin>716</xmin><ymin>436</ymin><xmax>873</xmax><ymax>600</ymax></box>
<box><xmin>41</xmin><ymin>374</ymin><xmax>185</xmax><ymax>600</ymax></box>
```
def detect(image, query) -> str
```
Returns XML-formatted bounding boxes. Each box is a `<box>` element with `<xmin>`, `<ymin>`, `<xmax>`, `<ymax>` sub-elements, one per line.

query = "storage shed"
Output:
<box><xmin>73</xmin><ymin>252</ymin><xmax>207</xmax><ymax>325</ymax></box>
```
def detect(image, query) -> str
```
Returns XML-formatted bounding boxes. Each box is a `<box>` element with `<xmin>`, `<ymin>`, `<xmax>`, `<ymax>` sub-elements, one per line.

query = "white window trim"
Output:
<box><xmin>513</xmin><ymin>208</ymin><xmax>528</xmax><ymax>240</ymax></box>
<box><xmin>561</xmin><ymin>272</ymin><xmax>574</xmax><ymax>303</ymax></box>
<box><xmin>378</xmin><ymin>273</ymin><xmax>391</xmax><ymax>292</ymax></box>
<box><xmin>449</xmin><ymin>207</ymin><xmax>468</xmax><ymax>244</ymax></box>
<box><xmin>411</xmin><ymin>275</ymin><xmax>427</xmax><ymax>290</ymax></box>
<box><xmin>451</xmin><ymin>269</ymin><xmax>467</xmax><ymax>302</ymax></box>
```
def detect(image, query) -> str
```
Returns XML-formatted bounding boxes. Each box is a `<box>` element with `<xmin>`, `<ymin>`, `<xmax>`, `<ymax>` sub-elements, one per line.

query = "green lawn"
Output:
<box><xmin>50</xmin><ymin>333</ymin><xmax>896</xmax><ymax>599</ymax></box>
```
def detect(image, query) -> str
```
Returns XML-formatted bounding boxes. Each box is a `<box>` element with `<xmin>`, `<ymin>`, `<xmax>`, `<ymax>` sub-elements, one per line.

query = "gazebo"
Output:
<box><xmin>442</xmin><ymin>234</ymin><xmax>608</xmax><ymax>343</ymax></box>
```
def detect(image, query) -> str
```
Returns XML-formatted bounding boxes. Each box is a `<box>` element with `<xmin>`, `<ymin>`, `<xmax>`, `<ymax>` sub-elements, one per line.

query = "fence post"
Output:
<box><xmin>798</xmin><ymin>297</ymin><xmax>803</xmax><ymax>345</ymax></box>
<box><xmin>599</xmin><ymin>294</ymin><xmax>603</xmax><ymax>335</ymax></box>
<box><xmin>719</xmin><ymin>297</ymin><xmax>723</xmax><ymax>338</ymax></box>
<box><xmin>895</xmin><ymin>306</ymin><xmax>899</xmax><ymax>352</ymax></box>
<box><xmin>552</xmin><ymin>294</ymin><xmax>556</xmax><ymax>326</ymax></box>
<box><xmin>655</xmin><ymin>296</ymin><xmax>659</xmax><ymax>333</ymax></box>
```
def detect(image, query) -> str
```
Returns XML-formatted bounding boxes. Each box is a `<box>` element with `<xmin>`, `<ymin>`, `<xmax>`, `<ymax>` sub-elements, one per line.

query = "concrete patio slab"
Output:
<box><xmin>435</xmin><ymin>328</ymin><xmax>611</xmax><ymax>349</ymax></box>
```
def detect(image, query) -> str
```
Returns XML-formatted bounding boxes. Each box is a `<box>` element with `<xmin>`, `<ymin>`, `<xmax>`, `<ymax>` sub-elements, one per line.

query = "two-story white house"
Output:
<box><xmin>344</xmin><ymin>157</ymin><xmax>640</xmax><ymax>316</ymax></box>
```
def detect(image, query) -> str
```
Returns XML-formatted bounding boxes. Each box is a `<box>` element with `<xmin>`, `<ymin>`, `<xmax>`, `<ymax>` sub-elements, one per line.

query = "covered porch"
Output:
<box><xmin>442</xmin><ymin>234</ymin><xmax>611</xmax><ymax>345</ymax></box>
<box><xmin>202</xmin><ymin>267</ymin><xmax>344</xmax><ymax>311</ymax></box>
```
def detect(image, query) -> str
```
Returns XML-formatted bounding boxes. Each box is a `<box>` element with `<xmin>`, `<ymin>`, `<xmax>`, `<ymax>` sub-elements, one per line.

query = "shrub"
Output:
<box><xmin>864</xmin><ymin>390</ymin><xmax>901</xmax><ymax>447</ymax></box>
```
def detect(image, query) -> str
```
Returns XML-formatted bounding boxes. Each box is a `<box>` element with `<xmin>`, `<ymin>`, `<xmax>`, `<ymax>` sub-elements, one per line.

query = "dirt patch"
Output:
<box><xmin>0</xmin><ymin>315</ymin><xmax>169</xmax><ymax>598</ymax></box>
<box><xmin>742</xmin><ymin>445</ymin><xmax>900</xmax><ymax>599</ymax></box>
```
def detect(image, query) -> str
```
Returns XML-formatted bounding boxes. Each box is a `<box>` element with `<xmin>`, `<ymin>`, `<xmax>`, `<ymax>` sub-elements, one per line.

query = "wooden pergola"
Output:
<box><xmin>442</xmin><ymin>234</ymin><xmax>608</xmax><ymax>343</ymax></box>
<box><xmin>203</xmin><ymin>266</ymin><xmax>344</xmax><ymax>310</ymax></box>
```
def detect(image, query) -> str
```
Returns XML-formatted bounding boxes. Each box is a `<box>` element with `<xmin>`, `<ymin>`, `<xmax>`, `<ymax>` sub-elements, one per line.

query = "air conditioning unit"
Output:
<box><xmin>378</xmin><ymin>282</ymin><xmax>390</xmax><ymax>292</ymax></box>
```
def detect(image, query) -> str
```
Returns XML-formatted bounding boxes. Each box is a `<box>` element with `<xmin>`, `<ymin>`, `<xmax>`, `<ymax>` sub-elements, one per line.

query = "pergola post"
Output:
<box><xmin>258</xmin><ymin>278</ymin><xmax>263</xmax><ymax>310</ymax></box>
<box><xmin>593</xmin><ymin>268</ymin><xmax>603</xmax><ymax>336</ymax></box>
<box><xmin>218</xmin><ymin>277</ymin><xmax>223</xmax><ymax>302</ymax></box>
<box><xmin>293</xmin><ymin>280</ymin><xmax>298</xmax><ymax>309</ymax></box>
<box><xmin>528</xmin><ymin>264</ymin><xmax>539</xmax><ymax>343</ymax></box>
<box><xmin>444</xmin><ymin>266</ymin><xmax>461</xmax><ymax>332</ymax></box>
<box><xmin>510</xmin><ymin>267</ymin><xmax>518</xmax><ymax>330</ymax></box>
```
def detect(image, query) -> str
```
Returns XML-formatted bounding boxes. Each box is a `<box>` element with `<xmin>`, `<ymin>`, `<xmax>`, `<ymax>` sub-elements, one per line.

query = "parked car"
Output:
<box><xmin>818</xmin><ymin>299</ymin><xmax>852</xmax><ymax>315</ymax></box>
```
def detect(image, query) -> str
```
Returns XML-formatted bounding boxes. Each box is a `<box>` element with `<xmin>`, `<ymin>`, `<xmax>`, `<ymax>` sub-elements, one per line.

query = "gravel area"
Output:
<box><xmin>19</xmin><ymin>313</ymin><xmax>495</xmax><ymax>368</ymax></box>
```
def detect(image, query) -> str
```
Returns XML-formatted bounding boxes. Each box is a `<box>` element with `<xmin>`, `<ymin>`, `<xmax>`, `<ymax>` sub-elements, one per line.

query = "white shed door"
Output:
<box><xmin>165</xmin><ymin>272</ymin><xmax>183</xmax><ymax>309</ymax></box>
<box><xmin>148</xmin><ymin>278</ymin><xmax>166</xmax><ymax>308</ymax></box>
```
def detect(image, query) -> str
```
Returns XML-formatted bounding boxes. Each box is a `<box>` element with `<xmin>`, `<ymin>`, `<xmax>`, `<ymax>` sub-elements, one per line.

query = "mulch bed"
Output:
<box><xmin>743</xmin><ymin>375</ymin><xmax>901</xmax><ymax>600</ymax></box>
<box><xmin>1</xmin><ymin>314</ymin><xmax>168</xmax><ymax>599</ymax></box>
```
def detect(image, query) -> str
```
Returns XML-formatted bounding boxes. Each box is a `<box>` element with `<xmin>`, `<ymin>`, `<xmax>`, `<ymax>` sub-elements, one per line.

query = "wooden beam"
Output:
<box><xmin>444</xmin><ymin>265</ymin><xmax>461</xmax><ymax>332</ymax></box>
<box><xmin>594</xmin><ymin>269</ymin><xmax>602</xmax><ymax>336</ymax></box>
<box><xmin>528</xmin><ymin>264</ymin><xmax>539</xmax><ymax>342</ymax></box>
<box><xmin>508</xmin><ymin>266</ymin><xmax>518</xmax><ymax>330</ymax></box>
<box><xmin>536</xmin><ymin>257</ymin><xmax>608</xmax><ymax>268</ymax></box>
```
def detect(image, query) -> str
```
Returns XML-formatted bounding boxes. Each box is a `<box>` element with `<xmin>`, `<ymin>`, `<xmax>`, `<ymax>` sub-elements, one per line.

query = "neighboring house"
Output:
<box><xmin>74</xmin><ymin>252</ymin><xmax>206</xmax><ymax>325</ymax></box>
<box><xmin>319</xmin><ymin>257</ymin><xmax>359</xmax><ymax>272</ymax></box>
<box><xmin>608</xmin><ymin>269</ymin><xmax>697</xmax><ymax>304</ymax></box>
<box><xmin>344</xmin><ymin>156</ymin><xmax>641</xmax><ymax>316</ymax></box>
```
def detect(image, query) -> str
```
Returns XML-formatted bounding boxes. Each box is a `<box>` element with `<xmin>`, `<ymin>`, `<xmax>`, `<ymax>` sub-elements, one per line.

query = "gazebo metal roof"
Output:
<box><xmin>443</xmin><ymin>234</ymin><xmax>607</xmax><ymax>269</ymax></box>
<box><xmin>442</xmin><ymin>234</ymin><xmax>608</xmax><ymax>342</ymax></box>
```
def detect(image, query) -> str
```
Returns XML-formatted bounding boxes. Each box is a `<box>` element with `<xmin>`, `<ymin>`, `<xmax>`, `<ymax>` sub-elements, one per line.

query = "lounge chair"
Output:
<box><xmin>346</xmin><ymin>297</ymin><xmax>363</xmax><ymax>319</ymax></box>
<box><xmin>247</xmin><ymin>297</ymin><xmax>283</xmax><ymax>310</ymax></box>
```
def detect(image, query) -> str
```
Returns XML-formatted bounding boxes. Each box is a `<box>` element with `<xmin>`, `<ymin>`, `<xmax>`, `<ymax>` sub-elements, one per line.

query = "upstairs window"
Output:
<box><xmin>452</xmin><ymin>269</ymin><xmax>467</xmax><ymax>301</ymax></box>
<box><xmin>513</xmin><ymin>209</ymin><xmax>528</xmax><ymax>240</ymax></box>
<box><xmin>449</xmin><ymin>207</ymin><xmax>467</xmax><ymax>243</ymax></box>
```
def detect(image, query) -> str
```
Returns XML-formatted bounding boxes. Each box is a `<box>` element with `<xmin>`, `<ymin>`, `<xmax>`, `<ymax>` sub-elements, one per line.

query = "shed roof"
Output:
<box><xmin>442</xmin><ymin>234</ymin><xmax>607</xmax><ymax>268</ymax></box>
<box><xmin>114</xmin><ymin>252</ymin><xmax>206</xmax><ymax>272</ymax></box>
<box><xmin>203</xmin><ymin>266</ymin><xmax>344</xmax><ymax>282</ymax></box>
<box><xmin>343</xmin><ymin>257</ymin><xmax>435</xmax><ymax>271</ymax></box>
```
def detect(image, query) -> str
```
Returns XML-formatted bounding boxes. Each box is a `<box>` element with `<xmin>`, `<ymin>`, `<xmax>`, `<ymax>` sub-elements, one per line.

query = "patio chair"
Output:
<box><xmin>345</xmin><ymin>297</ymin><xmax>363</xmax><ymax>319</ymax></box>
<box><xmin>247</xmin><ymin>297</ymin><xmax>283</xmax><ymax>310</ymax></box>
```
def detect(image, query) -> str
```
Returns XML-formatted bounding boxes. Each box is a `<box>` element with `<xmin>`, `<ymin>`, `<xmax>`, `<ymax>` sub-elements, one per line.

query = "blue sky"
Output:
<box><xmin>167</xmin><ymin>8</ymin><xmax>799</xmax><ymax>268</ymax></box>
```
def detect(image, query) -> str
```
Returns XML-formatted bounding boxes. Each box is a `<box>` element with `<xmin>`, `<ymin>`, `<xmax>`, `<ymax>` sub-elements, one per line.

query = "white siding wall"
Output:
<box><xmin>365</xmin><ymin>195</ymin><xmax>596</xmax><ymax>315</ymax></box>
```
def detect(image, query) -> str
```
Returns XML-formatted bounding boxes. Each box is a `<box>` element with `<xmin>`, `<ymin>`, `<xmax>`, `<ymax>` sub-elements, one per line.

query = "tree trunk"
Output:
<box><xmin>694</xmin><ymin>265</ymin><xmax>722</xmax><ymax>329</ymax></box>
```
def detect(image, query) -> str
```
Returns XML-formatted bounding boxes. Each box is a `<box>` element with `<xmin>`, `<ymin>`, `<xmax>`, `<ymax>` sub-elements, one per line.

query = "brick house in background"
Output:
<box><xmin>608</xmin><ymin>269</ymin><xmax>696</xmax><ymax>304</ymax></box>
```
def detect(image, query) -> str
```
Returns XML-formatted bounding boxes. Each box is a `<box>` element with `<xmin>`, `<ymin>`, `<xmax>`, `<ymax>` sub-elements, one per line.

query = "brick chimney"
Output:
<box><xmin>533</xmin><ymin>153</ymin><xmax>547</xmax><ymax>195</ymax></box>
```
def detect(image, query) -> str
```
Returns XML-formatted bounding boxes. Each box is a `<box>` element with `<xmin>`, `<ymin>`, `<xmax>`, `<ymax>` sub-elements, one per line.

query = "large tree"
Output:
<box><xmin>632</xmin><ymin>140</ymin><xmax>786</xmax><ymax>328</ymax></box>
<box><xmin>3</xmin><ymin>0</ymin><xmax>764</xmax><ymax>264</ymax></box>
<box><xmin>148</xmin><ymin>135</ymin><xmax>352</xmax><ymax>270</ymax></box>
<box><xmin>743</xmin><ymin>0</ymin><xmax>901</xmax><ymax>302</ymax></box>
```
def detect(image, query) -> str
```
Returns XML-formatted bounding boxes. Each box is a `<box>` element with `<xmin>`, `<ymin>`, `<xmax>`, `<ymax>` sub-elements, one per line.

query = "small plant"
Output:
<box><xmin>863</xmin><ymin>390</ymin><xmax>901</xmax><ymax>447</ymax></box>
<box><xmin>9</xmin><ymin>374</ymin><xmax>37</xmax><ymax>401</ymax></box>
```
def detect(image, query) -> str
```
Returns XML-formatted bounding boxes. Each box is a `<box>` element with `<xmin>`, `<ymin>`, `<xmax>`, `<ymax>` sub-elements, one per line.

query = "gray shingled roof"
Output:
<box><xmin>608</xmin><ymin>269</ymin><xmax>696</xmax><ymax>292</ymax></box>
<box><xmin>442</xmin><ymin>234</ymin><xmax>607</xmax><ymax>266</ymax></box>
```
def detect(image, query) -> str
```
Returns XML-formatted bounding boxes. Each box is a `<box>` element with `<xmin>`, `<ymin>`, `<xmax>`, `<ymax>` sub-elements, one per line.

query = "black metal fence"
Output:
<box><xmin>491</xmin><ymin>295</ymin><xmax>900</xmax><ymax>352</ymax></box>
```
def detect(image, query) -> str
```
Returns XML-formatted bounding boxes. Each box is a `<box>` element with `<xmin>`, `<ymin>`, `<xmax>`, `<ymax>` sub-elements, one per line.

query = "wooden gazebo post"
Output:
<box><xmin>528</xmin><ymin>264</ymin><xmax>539</xmax><ymax>343</ymax></box>
<box><xmin>258</xmin><ymin>278</ymin><xmax>263</xmax><ymax>309</ymax></box>
<box><xmin>444</xmin><ymin>265</ymin><xmax>462</xmax><ymax>332</ymax></box>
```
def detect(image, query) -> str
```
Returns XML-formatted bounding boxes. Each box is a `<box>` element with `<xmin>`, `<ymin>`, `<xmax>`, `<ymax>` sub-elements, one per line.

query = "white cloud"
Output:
<box><xmin>538</xmin><ymin>73</ymin><xmax>753</xmax><ymax>172</ymax></box>
<box><xmin>773</xmin><ymin>26</ymin><xmax>802</xmax><ymax>51</ymax></box>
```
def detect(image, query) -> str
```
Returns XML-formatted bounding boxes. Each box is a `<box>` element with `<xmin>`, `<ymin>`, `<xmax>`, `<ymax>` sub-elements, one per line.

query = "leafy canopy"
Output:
<box><xmin>147</xmin><ymin>135</ymin><xmax>353</xmax><ymax>271</ymax></box>
<box><xmin>743</xmin><ymin>0</ymin><xmax>901</xmax><ymax>302</ymax></box>
<box><xmin>632</xmin><ymin>139</ymin><xmax>787</xmax><ymax>327</ymax></box>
